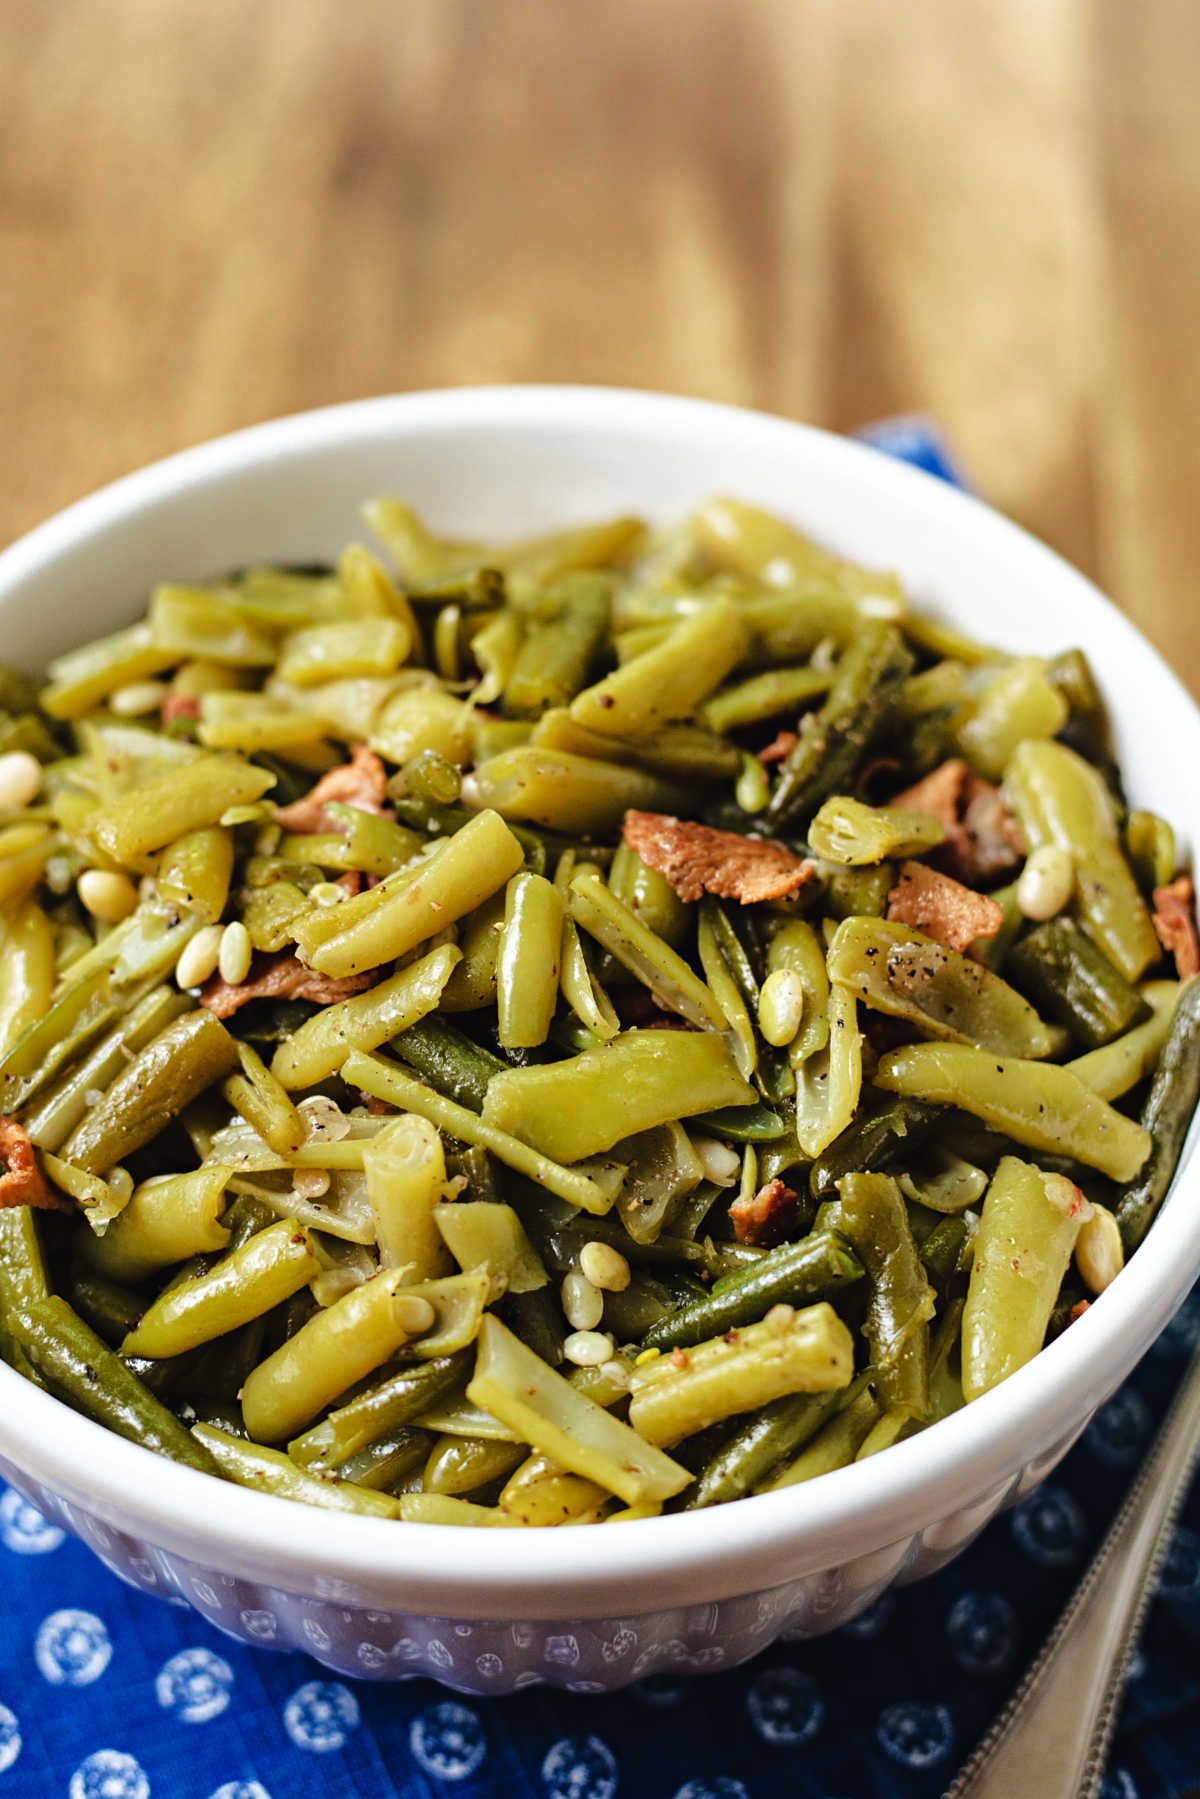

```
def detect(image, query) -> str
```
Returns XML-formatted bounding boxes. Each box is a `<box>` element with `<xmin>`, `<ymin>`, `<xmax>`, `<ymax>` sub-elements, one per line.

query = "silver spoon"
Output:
<box><xmin>941</xmin><ymin>1338</ymin><xmax>1200</xmax><ymax>1799</ymax></box>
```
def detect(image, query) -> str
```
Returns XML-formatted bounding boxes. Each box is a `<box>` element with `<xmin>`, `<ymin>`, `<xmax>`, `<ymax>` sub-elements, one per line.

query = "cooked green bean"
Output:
<box><xmin>270</xmin><ymin>943</ymin><xmax>460</xmax><ymax>1088</ymax></box>
<box><xmin>470</xmin><ymin>745</ymin><xmax>682</xmax><ymax>835</ymax></box>
<box><xmin>1067</xmin><ymin>979</ymin><xmax>1180</xmax><ymax>1101</ymax></box>
<box><xmin>818</xmin><ymin>1173</ymin><xmax>934</xmax><ymax>1417</ymax></box>
<box><xmin>569</xmin><ymin>871</ymin><xmax>725</xmax><ymax>1029</ymax></box>
<box><xmin>363</xmin><ymin>1114</ymin><xmax>454</xmax><ymax>1282</ymax></box>
<box><xmin>808</xmin><ymin>796</ymin><xmax>944</xmax><ymax>866</ymax></box>
<box><xmin>1114</xmin><ymin>977</ymin><xmax>1200</xmax><ymax>1251</ymax></box>
<box><xmin>63</xmin><ymin>1011</ymin><xmax>238</xmax><ymax>1174</ymax></box>
<box><xmin>496</xmin><ymin>871</ymin><xmax>563</xmax><ymax>1048</ymax></box>
<box><xmin>287</xmin><ymin>1351</ymin><xmax>470</xmax><ymax>1472</ymax></box>
<box><xmin>1007</xmin><ymin>918</ymin><xmax>1151</xmax><ymax>1051</ymax></box>
<box><xmin>640</xmin><ymin>1231</ymin><xmax>863</xmax><ymax>1350</ymax></box>
<box><xmin>193</xmin><ymin>1423</ymin><xmax>400</xmax><ymax>1516</ymax></box>
<box><xmin>121</xmin><ymin>1218</ymin><xmax>320</xmax><ymax>1358</ymax></box>
<box><xmin>962</xmin><ymin>1156</ymin><xmax>1089</xmax><ymax>1399</ymax></box>
<box><xmin>82</xmin><ymin>1165</ymin><xmax>233</xmax><ymax>1284</ymax></box>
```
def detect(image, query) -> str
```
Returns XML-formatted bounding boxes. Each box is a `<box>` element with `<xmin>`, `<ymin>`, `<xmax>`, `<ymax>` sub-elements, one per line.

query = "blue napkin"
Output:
<box><xmin>2</xmin><ymin>420</ymin><xmax>1198</xmax><ymax>1799</ymax></box>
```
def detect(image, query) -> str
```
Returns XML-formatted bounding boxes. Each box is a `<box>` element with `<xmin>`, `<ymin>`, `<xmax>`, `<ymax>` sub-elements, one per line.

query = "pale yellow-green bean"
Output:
<box><xmin>198</xmin><ymin>693</ymin><xmax>334</xmax><ymax>752</ymax></box>
<box><xmin>363</xmin><ymin>1114</ymin><xmax>454</xmax><ymax>1282</ymax></box>
<box><xmin>434</xmin><ymin>1201</ymin><xmax>548</xmax><ymax>1294</ymax></box>
<box><xmin>292</xmin><ymin>810</ymin><xmax>523</xmax><ymax>978</ymax></box>
<box><xmin>956</xmin><ymin>657</ymin><xmax>1069</xmax><ymax>781</ymax></box>
<box><xmin>223</xmin><ymin>1043</ymin><xmax>306</xmax><ymax>1156</ymax></box>
<box><xmin>0</xmin><ymin>899</ymin><xmax>54</xmax><ymax>1057</ymax></box>
<box><xmin>569</xmin><ymin>597</ymin><xmax>748</xmax><ymax>738</ymax></box>
<box><xmin>468</xmin><ymin>745</ymin><xmax>680</xmax><ymax>835</ymax></box>
<box><xmin>397</xmin><ymin>1493</ymin><xmax>522</xmax><ymax>1527</ymax></box>
<box><xmin>157</xmin><ymin>827</ymin><xmax>234</xmax><ymax>924</ymax></box>
<box><xmin>149</xmin><ymin>585</ymin><xmax>277</xmax><ymax>666</ymax></box>
<box><xmin>496</xmin><ymin>871</ymin><xmax>563</xmax><ymax>1049</ymax></box>
<box><xmin>192</xmin><ymin>1423</ymin><xmax>402</xmax><ymax>1517</ymax></box>
<box><xmin>498</xmin><ymin>1453</ymin><xmax>610</xmax><ymax>1526</ymax></box>
<box><xmin>569</xmin><ymin>871</ymin><xmax>725</xmax><ymax>1030</ymax></box>
<box><xmin>482</xmin><ymin>1029</ymin><xmax>755</xmax><ymax>1163</ymax></box>
<box><xmin>82</xmin><ymin>1165</ymin><xmax>234</xmax><ymax>1284</ymax></box>
<box><xmin>467</xmin><ymin>1314</ymin><xmax>691</xmax><ymax>1505</ymax></box>
<box><xmin>696</xmin><ymin>908</ymin><xmax>757</xmax><ymax>1081</ymax></box>
<box><xmin>808</xmin><ymin>795</ymin><xmax>945</xmax><ymax>866</ymax></box>
<box><xmin>277</xmin><ymin>617</ymin><xmax>410</xmax><ymax>688</ymax></box>
<box><xmin>962</xmin><ymin>1156</ymin><xmax>1089</xmax><ymax>1400</ymax></box>
<box><xmin>90</xmin><ymin>756</ymin><xmax>275</xmax><ymax>865</ymax></box>
<box><xmin>793</xmin><ymin>983</ymin><xmax>862</xmax><ymax>1158</ymax></box>
<box><xmin>370</xmin><ymin>684</ymin><xmax>473</xmax><ymax>767</ymax></box>
<box><xmin>1067</xmin><ymin>980</ymin><xmax>1181</xmax><ymax>1100</ymax></box>
<box><xmin>121</xmin><ymin>1218</ymin><xmax>320</xmax><ymax>1358</ymax></box>
<box><xmin>240</xmin><ymin>1267</ymin><xmax>435</xmax><ymax>1442</ymax></box>
<box><xmin>40</xmin><ymin>624</ymin><xmax>177</xmax><ymax>720</ymax></box>
<box><xmin>270</xmin><ymin>943</ymin><xmax>460</xmax><ymax>1088</ymax></box>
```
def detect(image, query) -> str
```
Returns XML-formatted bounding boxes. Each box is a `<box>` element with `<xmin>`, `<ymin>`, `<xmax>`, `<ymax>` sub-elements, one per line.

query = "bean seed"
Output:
<box><xmin>1075</xmin><ymin>1203</ymin><xmax>1124</xmax><ymax>1295</ymax></box>
<box><xmin>175</xmin><ymin>923</ymin><xmax>224</xmax><ymax>989</ymax></box>
<box><xmin>0</xmin><ymin>751</ymin><xmax>42</xmax><ymax>810</ymax></box>
<box><xmin>77</xmin><ymin>868</ymin><xmax>139</xmax><ymax>923</ymax></box>
<box><xmin>1017</xmin><ymin>844</ymin><xmax>1075</xmax><ymax>921</ymax></box>
<box><xmin>579</xmin><ymin>1240</ymin><xmax>631</xmax><ymax>1293</ymax></box>
<box><xmin>563</xmin><ymin>1329</ymin><xmax>614</xmax><ymax>1367</ymax></box>
<box><xmin>217</xmin><ymin>921</ymin><xmax>253</xmax><ymax>986</ymax></box>
<box><xmin>757</xmin><ymin>967</ymin><xmax>806</xmax><ymax>1047</ymax></box>
<box><xmin>561</xmin><ymin>1271</ymin><xmax>604</xmax><ymax>1331</ymax></box>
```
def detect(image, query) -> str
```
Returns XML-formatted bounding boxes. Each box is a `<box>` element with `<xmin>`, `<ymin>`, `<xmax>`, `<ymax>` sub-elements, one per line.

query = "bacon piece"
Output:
<box><xmin>0</xmin><ymin>1117</ymin><xmax>63</xmax><ymax>1212</ymax></box>
<box><xmin>757</xmin><ymin>730</ymin><xmax>799</xmax><ymax>767</ymax></box>
<box><xmin>729</xmin><ymin>1178</ymin><xmax>798</xmax><ymax>1248</ymax></box>
<box><xmin>888</xmin><ymin>758</ymin><xmax>1023</xmax><ymax>885</ymax></box>
<box><xmin>622</xmin><ymin>811</ymin><xmax>814</xmax><ymax>906</ymax></box>
<box><xmin>1152</xmin><ymin>874</ymin><xmax>1200</xmax><ymax>979</ymax></box>
<box><xmin>273</xmin><ymin>745</ymin><xmax>389</xmax><ymax>833</ymax></box>
<box><xmin>199</xmin><ymin>952</ymin><xmax>373</xmax><ymax>1019</ymax></box>
<box><xmin>161</xmin><ymin>693</ymin><xmax>201</xmax><ymax>725</ymax></box>
<box><xmin>887</xmin><ymin>859</ymin><xmax>1004</xmax><ymax>953</ymax></box>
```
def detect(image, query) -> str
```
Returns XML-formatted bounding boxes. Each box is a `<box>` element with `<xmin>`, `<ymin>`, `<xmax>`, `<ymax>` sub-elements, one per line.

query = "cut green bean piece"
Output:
<box><xmin>121</xmin><ymin>1218</ymin><xmax>320</xmax><ymax>1358</ymax></box>
<box><xmin>818</xmin><ymin>1173</ymin><xmax>934</xmax><ymax>1417</ymax></box>
<box><xmin>435</xmin><ymin>1201</ymin><xmax>548</xmax><ymax>1294</ymax></box>
<box><xmin>467</xmin><ymin>1314</ymin><xmax>691</xmax><ymax>1505</ymax></box>
<box><xmin>570</xmin><ymin>598</ymin><xmax>748</xmax><ymax>739</ymax></box>
<box><xmin>63</xmin><ymin>1011</ymin><xmax>238</xmax><ymax>1175</ymax></box>
<box><xmin>702</xmin><ymin>664</ymin><xmax>831</xmax><ymax>734</ymax></box>
<box><xmin>684</xmin><ymin>1385</ymin><xmax>850</xmax><ymax>1507</ymax></box>
<box><xmin>962</xmin><ymin>1156</ymin><xmax>1089</xmax><ymax>1399</ymax></box>
<box><xmin>874</xmin><ymin>1041</ymin><xmax>1152</xmax><ymax>1182</ymax></box>
<box><xmin>1114</xmin><ymin>977</ymin><xmax>1200</xmax><ymax>1252</ymax></box>
<box><xmin>287</xmin><ymin>1352</ymin><xmax>470</xmax><ymax>1472</ymax></box>
<box><xmin>1007</xmin><ymin>918</ymin><xmax>1151</xmax><ymax>1051</ymax></box>
<box><xmin>482</xmin><ymin>1029</ymin><xmax>754</xmax><ymax>1164</ymax></box>
<box><xmin>390</xmin><ymin>1016</ymin><xmax>505</xmax><ymax>1111</ymax></box>
<box><xmin>82</xmin><ymin>1165</ymin><xmax>233</xmax><ymax>1284</ymax></box>
<box><xmin>641</xmin><ymin>1232</ymin><xmax>863</xmax><ymax>1350</ymax></box>
<box><xmin>569</xmin><ymin>871</ymin><xmax>726</xmax><ymax>1029</ymax></box>
<box><xmin>1125</xmin><ymin>809</ymin><xmax>1176</xmax><ymax>893</ymax></box>
<box><xmin>808</xmin><ymin>795</ymin><xmax>945</xmax><ymax>866</ymax></box>
<box><xmin>363</xmin><ymin>1114</ymin><xmax>454</xmax><ymax>1283</ymax></box>
<box><xmin>1068</xmin><ymin>979</ymin><xmax>1180</xmax><ymax>1101</ymax></box>
<box><xmin>90</xmin><ymin>756</ymin><xmax>275</xmax><ymax>865</ymax></box>
<box><xmin>828</xmin><ymin>916</ymin><xmax>1062</xmax><ymax>1058</ymax></box>
<box><xmin>496</xmin><ymin>871</ymin><xmax>563</xmax><ymax>1048</ymax></box>
<box><xmin>270</xmin><ymin>943</ymin><xmax>460</xmax><ymax>1088</ymax></box>
<box><xmin>809</xmin><ymin>1093</ymin><xmax>944</xmax><ymax>1200</ymax></box>
<box><xmin>192</xmin><ymin>1423</ymin><xmax>400</xmax><ymax>1516</ymax></box>
<box><xmin>502</xmin><ymin>573</ymin><xmax>611</xmax><ymax>717</ymax></box>
<box><xmin>470</xmin><ymin>745</ymin><xmax>682</xmax><ymax>836</ymax></box>
<box><xmin>757</xmin><ymin>1379</ymin><xmax>880</xmax><ymax>1489</ymax></box>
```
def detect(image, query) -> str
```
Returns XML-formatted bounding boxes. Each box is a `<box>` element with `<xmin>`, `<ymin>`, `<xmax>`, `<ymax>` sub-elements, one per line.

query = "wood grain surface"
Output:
<box><xmin>1</xmin><ymin>0</ymin><xmax>1196</xmax><ymax>686</ymax></box>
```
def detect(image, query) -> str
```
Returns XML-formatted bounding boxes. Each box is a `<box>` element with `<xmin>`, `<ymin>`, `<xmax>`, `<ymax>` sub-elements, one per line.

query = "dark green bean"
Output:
<box><xmin>683</xmin><ymin>1385</ymin><xmax>851</xmax><ymax>1508</ymax></box>
<box><xmin>503</xmin><ymin>573</ymin><xmax>611</xmax><ymax>718</ymax></box>
<box><xmin>1007</xmin><ymin>919</ymin><xmax>1150</xmax><ymax>1051</ymax></box>
<box><xmin>287</xmin><ymin>1350</ymin><xmax>471</xmax><ymax>1472</ymax></box>
<box><xmin>339</xmin><ymin>1424</ymin><xmax>433</xmax><ymax>1491</ymax></box>
<box><xmin>1114</xmin><ymin>978</ymin><xmax>1200</xmax><ymax>1251</ymax></box>
<box><xmin>69</xmin><ymin>1273</ymin><xmax>146</xmax><ymax>1345</ymax></box>
<box><xmin>810</xmin><ymin>1095</ymin><xmax>945</xmax><ymax>1200</ymax></box>
<box><xmin>391</xmin><ymin>1018</ymin><xmax>506</xmax><ymax>1112</ymax></box>
<box><xmin>817</xmin><ymin>1173</ymin><xmax>932</xmax><ymax>1418</ymax></box>
<box><xmin>63</xmin><ymin>1012</ymin><xmax>238</xmax><ymax>1175</ymax></box>
<box><xmin>11</xmin><ymin>1296</ymin><xmax>220</xmax><ymax>1475</ymax></box>
<box><xmin>767</xmin><ymin>621</ymin><xmax>914</xmax><ymax>828</ymax></box>
<box><xmin>640</xmin><ymin>1230</ymin><xmax>863</xmax><ymax>1350</ymax></box>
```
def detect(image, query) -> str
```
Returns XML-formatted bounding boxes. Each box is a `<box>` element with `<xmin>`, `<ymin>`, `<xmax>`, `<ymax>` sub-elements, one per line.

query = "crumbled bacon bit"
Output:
<box><xmin>887</xmin><ymin>860</ymin><xmax>1004</xmax><ymax>952</ymax></box>
<box><xmin>273</xmin><ymin>744</ymin><xmax>389</xmax><ymax>833</ymax></box>
<box><xmin>363</xmin><ymin>1092</ymin><xmax>393</xmax><ymax>1116</ymax></box>
<box><xmin>888</xmin><ymin>759</ymin><xmax>1024</xmax><ymax>884</ymax></box>
<box><xmin>729</xmin><ymin>1177</ymin><xmax>799</xmax><ymax>1248</ymax></box>
<box><xmin>1152</xmin><ymin>874</ymin><xmax>1200</xmax><ymax>979</ymax></box>
<box><xmin>757</xmin><ymin>730</ymin><xmax>799</xmax><ymax>767</ymax></box>
<box><xmin>334</xmin><ymin>871</ymin><xmax>363</xmax><ymax>899</ymax></box>
<box><xmin>1069</xmin><ymin>1300</ymin><xmax>1091</xmax><ymax>1325</ymax></box>
<box><xmin>670</xmin><ymin>1347</ymin><xmax>689</xmax><ymax>1369</ymax></box>
<box><xmin>161</xmin><ymin>693</ymin><xmax>201</xmax><ymax>725</ymax></box>
<box><xmin>622</xmin><ymin>811</ymin><xmax>814</xmax><ymax>906</ymax></box>
<box><xmin>199</xmin><ymin>952</ymin><xmax>373</xmax><ymax>1019</ymax></box>
<box><xmin>0</xmin><ymin>1117</ymin><xmax>64</xmax><ymax>1211</ymax></box>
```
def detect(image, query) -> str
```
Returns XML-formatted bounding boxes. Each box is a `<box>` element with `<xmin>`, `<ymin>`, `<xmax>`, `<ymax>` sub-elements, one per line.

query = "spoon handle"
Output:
<box><xmin>942</xmin><ymin>1340</ymin><xmax>1200</xmax><ymax>1799</ymax></box>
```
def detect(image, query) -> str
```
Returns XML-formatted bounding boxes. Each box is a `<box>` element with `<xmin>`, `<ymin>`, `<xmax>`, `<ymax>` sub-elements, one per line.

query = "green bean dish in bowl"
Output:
<box><xmin>0</xmin><ymin>389</ymin><xmax>1198</xmax><ymax>1689</ymax></box>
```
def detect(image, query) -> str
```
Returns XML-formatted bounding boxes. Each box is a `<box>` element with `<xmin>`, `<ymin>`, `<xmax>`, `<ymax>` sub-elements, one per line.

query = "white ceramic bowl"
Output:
<box><xmin>1</xmin><ymin>387</ymin><xmax>1198</xmax><ymax>1694</ymax></box>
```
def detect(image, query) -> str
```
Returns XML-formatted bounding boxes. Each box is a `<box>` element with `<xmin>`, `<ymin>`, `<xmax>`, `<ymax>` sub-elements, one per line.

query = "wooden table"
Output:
<box><xmin>3</xmin><ymin>0</ymin><xmax>1197</xmax><ymax>687</ymax></box>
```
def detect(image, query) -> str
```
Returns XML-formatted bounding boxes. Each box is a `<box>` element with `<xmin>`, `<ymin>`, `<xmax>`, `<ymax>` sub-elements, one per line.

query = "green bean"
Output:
<box><xmin>63</xmin><ymin>1011</ymin><xmax>238</xmax><ymax>1175</ymax></box>
<box><xmin>956</xmin><ymin>657</ymin><xmax>1068</xmax><ymax>781</ymax></box>
<box><xmin>192</xmin><ymin>1423</ymin><xmax>400</xmax><ymax>1516</ymax></box>
<box><xmin>808</xmin><ymin>795</ymin><xmax>944</xmax><ymax>866</ymax></box>
<box><xmin>339</xmin><ymin>1424</ymin><xmax>433</xmax><ymax>1492</ymax></box>
<box><xmin>702</xmin><ymin>664</ymin><xmax>832</xmax><ymax>734</ymax></box>
<box><xmin>1114</xmin><ymin>977</ymin><xmax>1200</xmax><ymax>1251</ymax></box>
<box><xmin>90</xmin><ymin>755</ymin><xmax>275</xmax><ymax>866</ymax></box>
<box><xmin>346</xmin><ymin>1050</ymin><xmax>623</xmax><ymax>1213</ymax></box>
<box><xmin>683</xmin><ymin>1385</ymin><xmax>851</xmax><ymax>1507</ymax></box>
<box><xmin>270</xmin><ymin>943</ymin><xmax>460</xmax><ymax>1089</ymax></box>
<box><xmin>0</xmin><ymin>1205</ymin><xmax>49</xmax><ymax>1312</ymax></box>
<box><xmin>1125</xmin><ymin>809</ymin><xmax>1176</xmax><ymax>893</ymax></box>
<box><xmin>615</xmin><ymin>1123</ymin><xmax>704</xmax><ymax>1245</ymax></box>
<box><xmin>767</xmin><ymin>621</ymin><xmax>913</xmax><ymax>828</ymax></box>
<box><xmin>629</xmin><ymin>1302</ymin><xmax>853</xmax><ymax>1447</ymax></box>
<box><xmin>1007</xmin><ymin>739</ymin><xmax>1159</xmax><ymax>982</ymax></box>
<box><xmin>157</xmin><ymin>827</ymin><xmax>235</xmax><ymax>923</ymax></box>
<box><xmin>435</xmin><ymin>1201</ymin><xmax>547</xmax><ymax>1293</ymax></box>
<box><xmin>470</xmin><ymin>745</ymin><xmax>681</xmax><ymax>836</ymax></box>
<box><xmin>607</xmin><ymin>839</ymin><xmax>691</xmax><ymax>949</ymax></box>
<box><xmin>287</xmin><ymin>1351</ymin><xmax>470</xmax><ymax>1471</ymax></box>
<box><xmin>820</xmin><ymin>1173</ymin><xmax>932</xmax><ymax>1418</ymax></box>
<box><xmin>121</xmin><ymin>1218</ymin><xmax>320</xmax><ymax>1358</ymax></box>
<box><xmin>569</xmin><ymin>871</ymin><xmax>725</xmax><ymax>1029</ymax></box>
<box><xmin>363</xmin><ymin>1114</ymin><xmax>454</xmax><ymax>1282</ymax></box>
<box><xmin>962</xmin><ymin>1156</ymin><xmax>1089</xmax><ymax>1399</ymax></box>
<box><xmin>292</xmin><ymin>809</ymin><xmax>523</xmax><ymax>978</ymax></box>
<box><xmin>223</xmin><ymin>1042</ymin><xmax>306</xmax><ymax>1155</ymax></box>
<box><xmin>875</xmin><ymin>1040</ymin><xmax>1152</xmax><ymax>1182</ymax></box>
<box><xmin>756</xmin><ymin>1377</ymin><xmax>880</xmax><ymax>1488</ymax></box>
<box><xmin>1008</xmin><ymin>917</ymin><xmax>1151</xmax><ymax>1052</ymax></box>
<box><xmin>11</xmin><ymin>1296</ymin><xmax>220</xmax><ymax>1475</ymax></box>
<box><xmin>467</xmin><ymin>1314</ymin><xmax>691</xmax><ymax>1504</ymax></box>
<box><xmin>438</xmin><ymin>891</ymin><xmax>505</xmax><ymax>1013</ymax></box>
<box><xmin>1068</xmin><ymin>979</ymin><xmax>1180</xmax><ymax>1101</ymax></box>
<box><xmin>482</xmin><ymin>1029</ymin><xmax>754</xmax><ymax>1164</ymax></box>
<box><xmin>496</xmin><ymin>871</ymin><xmax>563</xmax><ymax>1048</ymax></box>
<box><xmin>697</xmin><ymin>906</ymin><xmax>757</xmax><ymax>1082</ymax></box>
<box><xmin>499</xmin><ymin>573</ymin><xmax>611</xmax><ymax>717</ymax></box>
<box><xmin>40</xmin><ymin>624</ymin><xmax>177</xmax><ymax>720</ymax></box>
<box><xmin>640</xmin><ymin>1231</ymin><xmax>863</xmax><ymax>1350</ymax></box>
<box><xmin>390</xmin><ymin>1015</ymin><xmax>505</xmax><ymax>1111</ymax></box>
<box><xmin>828</xmin><ymin>916</ymin><xmax>1063</xmax><ymax>1058</ymax></box>
<box><xmin>82</xmin><ymin>1165</ymin><xmax>233</xmax><ymax>1284</ymax></box>
<box><xmin>423</xmin><ymin>1434</ymin><xmax>527</xmax><ymax>1497</ymax></box>
<box><xmin>918</xmin><ymin>1213</ymin><xmax>976</xmax><ymax>1292</ymax></box>
<box><xmin>793</xmin><ymin>982</ymin><xmax>863</xmax><ymax>1159</ymax></box>
<box><xmin>279</xmin><ymin>805</ymin><xmax>424</xmax><ymax>877</ymax></box>
<box><xmin>1046</xmin><ymin>647</ymin><xmax>1119</xmax><ymax>787</ymax></box>
<box><xmin>0</xmin><ymin>901</ymin><xmax>54</xmax><ymax>1058</ymax></box>
<box><xmin>570</xmin><ymin>598</ymin><xmax>748</xmax><ymax>739</ymax></box>
<box><xmin>68</xmin><ymin>1272</ymin><xmax>146</xmax><ymax>1344</ymax></box>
